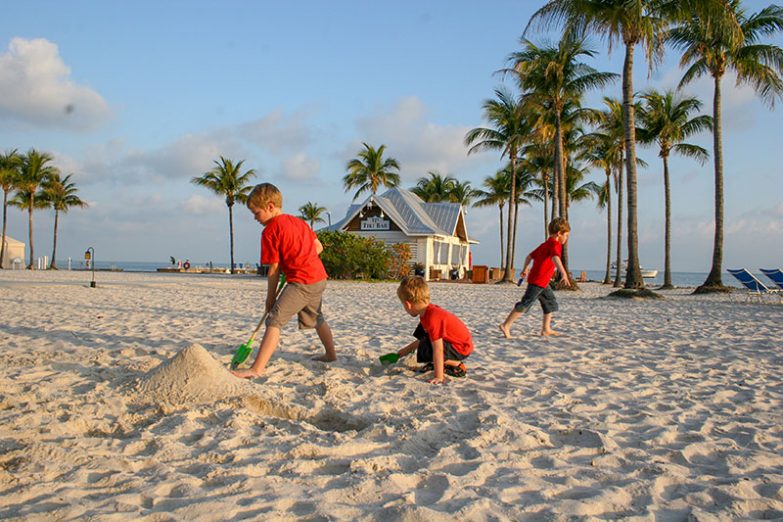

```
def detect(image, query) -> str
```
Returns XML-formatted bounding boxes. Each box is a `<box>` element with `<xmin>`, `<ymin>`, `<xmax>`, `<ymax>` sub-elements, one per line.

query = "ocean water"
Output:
<box><xmin>56</xmin><ymin>259</ymin><xmax>751</xmax><ymax>289</ymax></box>
<box><xmin>66</xmin><ymin>260</ymin><xmax>246</xmax><ymax>272</ymax></box>
<box><xmin>578</xmin><ymin>270</ymin><xmax>743</xmax><ymax>289</ymax></box>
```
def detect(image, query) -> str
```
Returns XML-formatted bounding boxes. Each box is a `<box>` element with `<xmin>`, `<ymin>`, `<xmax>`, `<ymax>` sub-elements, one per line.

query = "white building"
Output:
<box><xmin>1</xmin><ymin>235</ymin><xmax>25</xmax><ymax>269</ymax></box>
<box><xmin>327</xmin><ymin>188</ymin><xmax>477</xmax><ymax>281</ymax></box>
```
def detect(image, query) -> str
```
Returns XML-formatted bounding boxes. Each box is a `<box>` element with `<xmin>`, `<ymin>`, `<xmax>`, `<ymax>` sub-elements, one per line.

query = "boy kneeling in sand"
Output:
<box><xmin>231</xmin><ymin>183</ymin><xmax>337</xmax><ymax>379</ymax></box>
<box><xmin>500</xmin><ymin>217</ymin><xmax>571</xmax><ymax>338</ymax></box>
<box><xmin>394</xmin><ymin>276</ymin><xmax>474</xmax><ymax>385</ymax></box>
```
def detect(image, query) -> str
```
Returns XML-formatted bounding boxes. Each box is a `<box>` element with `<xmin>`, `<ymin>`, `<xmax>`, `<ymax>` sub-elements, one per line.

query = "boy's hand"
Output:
<box><xmin>428</xmin><ymin>376</ymin><xmax>448</xmax><ymax>385</ymax></box>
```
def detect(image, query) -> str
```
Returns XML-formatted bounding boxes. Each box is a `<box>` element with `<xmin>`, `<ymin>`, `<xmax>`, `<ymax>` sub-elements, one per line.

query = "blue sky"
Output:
<box><xmin>1</xmin><ymin>1</ymin><xmax>781</xmax><ymax>272</ymax></box>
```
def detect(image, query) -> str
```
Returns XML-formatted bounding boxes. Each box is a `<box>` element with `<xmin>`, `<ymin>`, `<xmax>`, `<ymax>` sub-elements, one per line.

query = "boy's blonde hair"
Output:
<box><xmin>397</xmin><ymin>275</ymin><xmax>430</xmax><ymax>304</ymax></box>
<box><xmin>548</xmin><ymin>217</ymin><xmax>571</xmax><ymax>235</ymax></box>
<box><xmin>247</xmin><ymin>183</ymin><xmax>283</xmax><ymax>210</ymax></box>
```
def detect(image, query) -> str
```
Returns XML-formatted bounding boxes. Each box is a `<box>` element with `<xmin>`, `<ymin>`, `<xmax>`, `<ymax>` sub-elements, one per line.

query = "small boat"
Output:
<box><xmin>611</xmin><ymin>260</ymin><xmax>658</xmax><ymax>278</ymax></box>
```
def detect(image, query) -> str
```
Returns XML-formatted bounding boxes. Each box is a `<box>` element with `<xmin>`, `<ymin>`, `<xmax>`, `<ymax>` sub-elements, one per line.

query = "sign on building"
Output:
<box><xmin>360</xmin><ymin>216</ymin><xmax>390</xmax><ymax>231</ymax></box>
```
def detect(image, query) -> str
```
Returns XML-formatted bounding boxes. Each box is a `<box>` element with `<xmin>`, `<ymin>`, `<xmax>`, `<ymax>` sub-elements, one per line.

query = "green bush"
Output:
<box><xmin>317</xmin><ymin>230</ymin><xmax>391</xmax><ymax>280</ymax></box>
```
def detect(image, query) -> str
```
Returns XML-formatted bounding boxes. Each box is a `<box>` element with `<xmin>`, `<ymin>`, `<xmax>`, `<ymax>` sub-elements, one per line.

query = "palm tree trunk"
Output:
<box><xmin>498</xmin><ymin>204</ymin><xmax>505</xmax><ymax>269</ymax></box>
<box><xmin>0</xmin><ymin>191</ymin><xmax>7</xmax><ymax>269</ymax></box>
<box><xmin>551</xmin><ymin>162</ymin><xmax>559</xmax><ymax>224</ymax></box>
<box><xmin>604</xmin><ymin>170</ymin><xmax>612</xmax><ymax>285</ymax></box>
<box><xmin>662</xmin><ymin>154</ymin><xmax>672</xmax><ymax>288</ymax></box>
<box><xmin>504</xmin><ymin>151</ymin><xmax>517</xmax><ymax>282</ymax></box>
<box><xmin>622</xmin><ymin>42</ymin><xmax>644</xmax><ymax>289</ymax></box>
<box><xmin>50</xmin><ymin>209</ymin><xmax>60</xmax><ymax>269</ymax></box>
<box><xmin>614</xmin><ymin>159</ymin><xmax>624</xmax><ymax>287</ymax></box>
<box><xmin>700</xmin><ymin>75</ymin><xmax>725</xmax><ymax>289</ymax></box>
<box><xmin>511</xmin><ymin>201</ymin><xmax>520</xmax><ymax>275</ymax></box>
<box><xmin>542</xmin><ymin>173</ymin><xmax>549</xmax><ymax>240</ymax></box>
<box><xmin>229</xmin><ymin>204</ymin><xmax>236</xmax><ymax>275</ymax></box>
<box><xmin>27</xmin><ymin>196</ymin><xmax>35</xmax><ymax>270</ymax></box>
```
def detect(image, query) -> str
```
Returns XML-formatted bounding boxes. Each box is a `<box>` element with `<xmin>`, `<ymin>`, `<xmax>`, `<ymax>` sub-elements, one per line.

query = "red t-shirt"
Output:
<box><xmin>526</xmin><ymin>236</ymin><xmax>563</xmax><ymax>287</ymax></box>
<box><xmin>261</xmin><ymin>214</ymin><xmax>327</xmax><ymax>284</ymax></box>
<box><xmin>419</xmin><ymin>304</ymin><xmax>474</xmax><ymax>357</ymax></box>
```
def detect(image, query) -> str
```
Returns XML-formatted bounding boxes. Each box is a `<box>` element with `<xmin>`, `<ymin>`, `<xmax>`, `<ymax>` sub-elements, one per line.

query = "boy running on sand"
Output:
<box><xmin>500</xmin><ymin>217</ymin><xmax>571</xmax><ymax>338</ymax></box>
<box><xmin>394</xmin><ymin>275</ymin><xmax>474</xmax><ymax>385</ymax></box>
<box><xmin>231</xmin><ymin>183</ymin><xmax>336</xmax><ymax>378</ymax></box>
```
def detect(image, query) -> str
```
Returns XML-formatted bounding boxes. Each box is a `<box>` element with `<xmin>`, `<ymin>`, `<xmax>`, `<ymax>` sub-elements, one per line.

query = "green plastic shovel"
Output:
<box><xmin>379</xmin><ymin>352</ymin><xmax>400</xmax><ymax>366</ymax></box>
<box><xmin>230</xmin><ymin>276</ymin><xmax>286</xmax><ymax>369</ymax></box>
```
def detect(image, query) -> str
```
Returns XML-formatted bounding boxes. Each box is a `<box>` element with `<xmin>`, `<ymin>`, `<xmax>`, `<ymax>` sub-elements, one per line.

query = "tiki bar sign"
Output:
<box><xmin>360</xmin><ymin>216</ymin><xmax>390</xmax><ymax>231</ymax></box>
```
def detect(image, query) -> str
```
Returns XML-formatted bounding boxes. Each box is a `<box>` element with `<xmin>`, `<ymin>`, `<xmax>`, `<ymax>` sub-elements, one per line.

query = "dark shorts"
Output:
<box><xmin>266</xmin><ymin>280</ymin><xmax>326</xmax><ymax>329</ymax></box>
<box><xmin>413</xmin><ymin>324</ymin><xmax>469</xmax><ymax>363</ymax></box>
<box><xmin>514</xmin><ymin>283</ymin><xmax>559</xmax><ymax>314</ymax></box>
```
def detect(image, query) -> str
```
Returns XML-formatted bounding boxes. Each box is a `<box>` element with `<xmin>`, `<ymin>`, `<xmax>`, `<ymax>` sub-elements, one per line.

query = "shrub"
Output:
<box><xmin>317</xmin><ymin>230</ymin><xmax>391</xmax><ymax>280</ymax></box>
<box><xmin>387</xmin><ymin>242</ymin><xmax>412</xmax><ymax>280</ymax></box>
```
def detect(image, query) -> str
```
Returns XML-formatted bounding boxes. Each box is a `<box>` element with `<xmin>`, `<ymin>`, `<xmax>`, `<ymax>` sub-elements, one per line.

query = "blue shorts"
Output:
<box><xmin>514</xmin><ymin>283</ymin><xmax>558</xmax><ymax>314</ymax></box>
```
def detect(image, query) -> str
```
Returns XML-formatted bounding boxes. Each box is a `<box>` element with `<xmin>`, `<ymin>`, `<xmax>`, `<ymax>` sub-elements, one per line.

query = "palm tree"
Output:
<box><xmin>589</xmin><ymin>96</ymin><xmax>644</xmax><ymax>287</ymax></box>
<box><xmin>507</xmin><ymin>33</ymin><xmax>617</xmax><ymax>222</ymax></box>
<box><xmin>447</xmin><ymin>180</ymin><xmax>479</xmax><ymax>208</ymax></box>
<box><xmin>508</xmin><ymin>165</ymin><xmax>538</xmax><ymax>272</ymax></box>
<box><xmin>520</xmin><ymin>142</ymin><xmax>555</xmax><ymax>239</ymax></box>
<box><xmin>527</xmin><ymin>0</ymin><xmax>727</xmax><ymax>290</ymax></box>
<box><xmin>465</xmin><ymin>87</ymin><xmax>531</xmax><ymax>282</ymax></box>
<box><xmin>0</xmin><ymin>149</ymin><xmax>22</xmax><ymax>269</ymax></box>
<box><xmin>343</xmin><ymin>143</ymin><xmax>401</xmax><ymax>201</ymax></box>
<box><xmin>473</xmin><ymin>171</ymin><xmax>509</xmax><ymax>268</ymax></box>
<box><xmin>580</xmin><ymin>135</ymin><xmax>616</xmax><ymax>284</ymax></box>
<box><xmin>596</xmin><ymin>179</ymin><xmax>612</xmax><ymax>284</ymax></box>
<box><xmin>298</xmin><ymin>201</ymin><xmax>327</xmax><ymax>229</ymax></box>
<box><xmin>410</xmin><ymin>171</ymin><xmax>457</xmax><ymax>202</ymax></box>
<box><xmin>669</xmin><ymin>1</ymin><xmax>783</xmax><ymax>293</ymax></box>
<box><xmin>638</xmin><ymin>89</ymin><xmax>711</xmax><ymax>289</ymax></box>
<box><xmin>41</xmin><ymin>173</ymin><xmax>88</xmax><ymax>269</ymax></box>
<box><xmin>12</xmin><ymin>150</ymin><xmax>58</xmax><ymax>269</ymax></box>
<box><xmin>191</xmin><ymin>156</ymin><xmax>256</xmax><ymax>274</ymax></box>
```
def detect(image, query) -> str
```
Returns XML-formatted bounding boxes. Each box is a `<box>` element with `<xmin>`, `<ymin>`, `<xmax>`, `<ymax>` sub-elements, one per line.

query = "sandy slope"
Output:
<box><xmin>1</xmin><ymin>270</ymin><xmax>781</xmax><ymax>520</ymax></box>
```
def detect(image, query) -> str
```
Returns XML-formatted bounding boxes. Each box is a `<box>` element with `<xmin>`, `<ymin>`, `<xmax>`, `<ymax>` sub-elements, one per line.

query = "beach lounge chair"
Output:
<box><xmin>727</xmin><ymin>268</ymin><xmax>781</xmax><ymax>303</ymax></box>
<box><xmin>760</xmin><ymin>268</ymin><xmax>783</xmax><ymax>290</ymax></box>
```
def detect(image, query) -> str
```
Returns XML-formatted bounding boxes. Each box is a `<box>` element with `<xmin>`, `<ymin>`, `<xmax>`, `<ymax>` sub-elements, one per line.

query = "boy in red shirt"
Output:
<box><xmin>231</xmin><ymin>183</ymin><xmax>336</xmax><ymax>379</ymax></box>
<box><xmin>500</xmin><ymin>217</ymin><xmax>571</xmax><ymax>338</ymax></box>
<box><xmin>394</xmin><ymin>275</ymin><xmax>474</xmax><ymax>384</ymax></box>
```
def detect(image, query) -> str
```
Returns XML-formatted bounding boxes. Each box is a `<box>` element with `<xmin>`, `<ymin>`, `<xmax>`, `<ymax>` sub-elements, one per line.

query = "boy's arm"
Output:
<box><xmin>553</xmin><ymin>256</ymin><xmax>570</xmax><ymax>286</ymax></box>
<box><xmin>520</xmin><ymin>254</ymin><xmax>533</xmax><ymax>277</ymax></box>
<box><xmin>397</xmin><ymin>339</ymin><xmax>419</xmax><ymax>357</ymax></box>
<box><xmin>429</xmin><ymin>339</ymin><xmax>446</xmax><ymax>384</ymax></box>
<box><xmin>314</xmin><ymin>238</ymin><xmax>324</xmax><ymax>255</ymax></box>
<box><xmin>266</xmin><ymin>263</ymin><xmax>281</xmax><ymax>313</ymax></box>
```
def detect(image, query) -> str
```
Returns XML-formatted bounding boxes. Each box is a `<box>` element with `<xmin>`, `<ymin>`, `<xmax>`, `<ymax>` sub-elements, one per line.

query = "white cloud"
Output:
<box><xmin>239</xmin><ymin>109</ymin><xmax>315</xmax><ymax>154</ymax></box>
<box><xmin>352</xmin><ymin>96</ymin><xmax>494</xmax><ymax>182</ymax></box>
<box><xmin>0</xmin><ymin>37</ymin><xmax>111</xmax><ymax>130</ymax></box>
<box><xmin>279</xmin><ymin>153</ymin><xmax>320</xmax><ymax>181</ymax></box>
<box><xmin>182</xmin><ymin>194</ymin><xmax>226</xmax><ymax>215</ymax></box>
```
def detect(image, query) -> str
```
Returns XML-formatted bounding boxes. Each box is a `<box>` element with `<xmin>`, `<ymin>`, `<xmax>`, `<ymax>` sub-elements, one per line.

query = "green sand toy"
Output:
<box><xmin>379</xmin><ymin>352</ymin><xmax>400</xmax><ymax>365</ymax></box>
<box><xmin>231</xmin><ymin>276</ymin><xmax>286</xmax><ymax>370</ymax></box>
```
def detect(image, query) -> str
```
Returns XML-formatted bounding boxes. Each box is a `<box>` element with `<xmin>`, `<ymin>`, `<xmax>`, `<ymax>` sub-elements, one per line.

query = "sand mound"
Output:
<box><xmin>137</xmin><ymin>343</ymin><xmax>251</xmax><ymax>405</ymax></box>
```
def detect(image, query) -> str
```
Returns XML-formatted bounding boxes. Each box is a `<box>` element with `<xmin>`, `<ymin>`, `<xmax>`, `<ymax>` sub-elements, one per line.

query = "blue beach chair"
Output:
<box><xmin>760</xmin><ymin>268</ymin><xmax>783</xmax><ymax>291</ymax></box>
<box><xmin>727</xmin><ymin>268</ymin><xmax>781</xmax><ymax>303</ymax></box>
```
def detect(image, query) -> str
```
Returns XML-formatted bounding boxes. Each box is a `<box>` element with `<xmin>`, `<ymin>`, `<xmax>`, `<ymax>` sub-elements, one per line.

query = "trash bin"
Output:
<box><xmin>429</xmin><ymin>268</ymin><xmax>442</xmax><ymax>280</ymax></box>
<box><xmin>472</xmin><ymin>265</ymin><xmax>489</xmax><ymax>284</ymax></box>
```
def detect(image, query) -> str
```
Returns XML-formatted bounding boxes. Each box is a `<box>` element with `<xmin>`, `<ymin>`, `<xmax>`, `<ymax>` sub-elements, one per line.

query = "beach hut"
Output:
<box><xmin>326</xmin><ymin>188</ymin><xmax>477</xmax><ymax>281</ymax></box>
<box><xmin>1</xmin><ymin>235</ymin><xmax>25</xmax><ymax>269</ymax></box>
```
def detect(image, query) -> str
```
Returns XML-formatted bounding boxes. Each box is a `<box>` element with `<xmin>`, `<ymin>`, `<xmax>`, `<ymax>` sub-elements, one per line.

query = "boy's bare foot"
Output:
<box><xmin>231</xmin><ymin>368</ymin><xmax>263</xmax><ymax>379</ymax></box>
<box><xmin>312</xmin><ymin>354</ymin><xmax>336</xmax><ymax>362</ymax></box>
<box><xmin>499</xmin><ymin>323</ymin><xmax>512</xmax><ymax>339</ymax></box>
<box><xmin>541</xmin><ymin>329</ymin><xmax>560</xmax><ymax>337</ymax></box>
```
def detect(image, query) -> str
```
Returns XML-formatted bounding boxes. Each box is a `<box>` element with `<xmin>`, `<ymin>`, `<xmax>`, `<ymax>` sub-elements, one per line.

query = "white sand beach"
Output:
<box><xmin>1</xmin><ymin>270</ymin><xmax>782</xmax><ymax>520</ymax></box>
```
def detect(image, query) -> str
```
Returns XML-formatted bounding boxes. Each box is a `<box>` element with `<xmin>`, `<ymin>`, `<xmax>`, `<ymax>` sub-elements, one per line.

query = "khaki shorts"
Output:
<box><xmin>266</xmin><ymin>280</ymin><xmax>326</xmax><ymax>329</ymax></box>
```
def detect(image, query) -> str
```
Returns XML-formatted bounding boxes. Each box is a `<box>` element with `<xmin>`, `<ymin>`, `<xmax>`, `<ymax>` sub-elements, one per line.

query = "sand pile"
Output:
<box><xmin>137</xmin><ymin>343</ymin><xmax>252</xmax><ymax>405</ymax></box>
